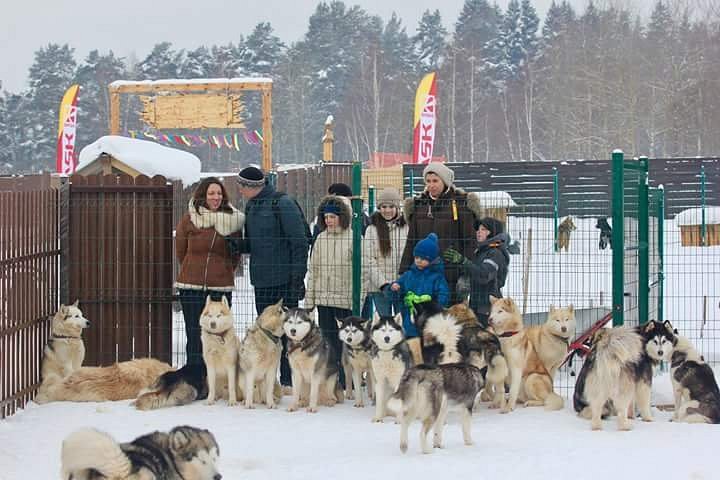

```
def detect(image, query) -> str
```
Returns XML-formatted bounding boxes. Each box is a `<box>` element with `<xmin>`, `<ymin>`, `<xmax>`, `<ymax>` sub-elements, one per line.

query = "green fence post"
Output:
<box><xmin>638</xmin><ymin>157</ymin><xmax>649</xmax><ymax>325</ymax></box>
<box><xmin>612</xmin><ymin>150</ymin><xmax>625</xmax><ymax>326</ymax></box>
<box><xmin>409</xmin><ymin>167</ymin><xmax>415</xmax><ymax>197</ymax></box>
<box><xmin>267</xmin><ymin>170</ymin><xmax>277</xmax><ymax>188</ymax></box>
<box><xmin>701</xmin><ymin>165</ymin><xmax>706</xmax><ymax>247</ymax></box>
<box><xmin>351</xmin><ymin>162</ymin><xmax>363</xmax><ymax>316</ymax></box>
<box><xmin>368</xmin><ymin>185</ymin><xmax>376</xmax><ymax>214</ymax></box>
<box><xmin>658</xmin><ymin>185</ymin><xmax>665</xmax><ymax>323</ymax></box>
<box><xmin>553</xmin><ymin>167</ymin><xmax>559</xmax><ymax>252</ymax></box>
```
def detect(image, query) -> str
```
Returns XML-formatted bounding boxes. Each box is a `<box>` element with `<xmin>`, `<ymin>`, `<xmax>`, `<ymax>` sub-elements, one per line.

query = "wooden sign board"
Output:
<box><xmin>139</xmin><ymin>94</ymin><xmax>245</xmax><ymax>129</ymax></box>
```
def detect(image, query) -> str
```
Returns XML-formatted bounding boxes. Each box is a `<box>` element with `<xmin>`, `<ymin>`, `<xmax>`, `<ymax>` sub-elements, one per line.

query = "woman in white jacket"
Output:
<box><xmin>363</xmin><ymin>188</ymin><xmax>408</xmax><ymax>317</ymax></box>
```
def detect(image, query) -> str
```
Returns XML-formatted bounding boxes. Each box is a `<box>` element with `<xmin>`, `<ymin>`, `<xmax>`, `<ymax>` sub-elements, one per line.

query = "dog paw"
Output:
<box><xmin>641</xmin><ymin>416</ymin><xmax>654</xmax><ymax>422</ymax></box>
<box><xmin>488</xmin><ymin>403</ymin><xmax>500</xmax><ymax>410</ymax></box>
<box><xmin>287</xmin><ymin>405</ymin><xmax>298</xmax><ymax>412</ymax></box>
<box><xmin>500</xmin><ymin>406</ymin><xmax>513</xmax><ymax>414</ymax></box>
<box><xmin>306</xmin><ymin>407</ymin><xmax>318</xmax><ymax>413</ymax></box>
<box><xmin>372</xmin><ymin>416</ymin><xmax>384</xmax><ymax>423</ymax></box>
<box><xmin>400</xmin><ymin>442</ymin><xmax>408</xmax><ymax>454</ymax></box>
<box><xmin>244</xmin><ymin>403</ymin><xmax>255</xmax><ymax>410</ymax></box>
<box><xmin>463</xmin><ymin>440</ymin><xmax>474</xmax><ymax>446</ymax></box>
<box><xmin>228</xmin><ymin>399</ymin><xmax>238</xmax><ymax>407</ymax></box>
<box><xmin>346</xmin><ymin>392</ymin><xmax>354</xmax><ymax>400</ymax></box>
<box><xmin>206</xmin><ymin>399</ymin><xmax>216</xmax><ymax>406</ymax></box>
<box><xmin>266</xmin><ymin>403</ymin><xmax>276</xmax><ymax>410</ymax></box>
<box><xmin>354</xmin><ymin>401</ymin><xmax>364</xmax><ymax>408</ymax></box>
<box><xmin>591</xmin><ymin>422</ymin><xmax>602</xmax><ymax>431</ymax></box>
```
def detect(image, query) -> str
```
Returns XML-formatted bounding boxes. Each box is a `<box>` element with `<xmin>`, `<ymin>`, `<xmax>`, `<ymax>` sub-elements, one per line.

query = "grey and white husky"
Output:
<box><xmin>337</xmin><ymin>316</ymin><xmax>375</xmax><ymax>407</ymax></box>
<box><xmin>370</xmin><ymin>314</ymin><xmax>414</xmax><ymax>422</ymax></box>
<box><xmin>388</xmin><ymin>363</ymin><xmax>485</xmax><ymax>454</ymax></box>
<box><xmin>573</xmin><ymin>320</ymin><xmax>676</xmax><ymax>430</ymax></box>
<box><xmin>41</xmin><ymin>300</ymin><xmax>90</xmax><ymax>382</ymax></box>
<box><xmin>671</xmin><ymin>334</ymin><xmax>720</xmax><ymax>424</ymax></box>
<box><xmin>61</xmin><ymin>425</ymin><xmax>221</xmax><ymax>480</ymax></box>
<box><xmin>284</xmin><ymin>308</ymin><xmax>343</xmax><ymax>413</ymax></box>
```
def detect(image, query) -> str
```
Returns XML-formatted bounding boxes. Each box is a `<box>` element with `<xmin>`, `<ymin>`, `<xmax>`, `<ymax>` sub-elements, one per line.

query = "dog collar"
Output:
<box><xmin>259</xmin><ymin>326</ymin><xmax>282</xmax><ymax>345</ymax></box>
<box><xmin>498</xmin><ymin>331</ymin><xmax>519</xmax><ymax>338</ymax></box>
<box><xmin>206</xmin><ymin>328</ymin><xmax>233</xmax><ymax>344</ymax></box>
<box><xmin>52</xmin><ymin>334</ymin><xmax>80</xmax><ymax>340</ymax></box>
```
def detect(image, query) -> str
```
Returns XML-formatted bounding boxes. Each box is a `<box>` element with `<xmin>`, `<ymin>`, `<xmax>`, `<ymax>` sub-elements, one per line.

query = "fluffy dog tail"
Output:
<box><xmin>585</xmin><ymin>327</ymin><xmax>643</xmax><ymax>401</ymax></box>
<box><xmin>425</xmin><ymin>314</ymin><xmax>463</xmax><ymax>363</ymax></box>
<box><xmin>61</xmin><ymin>428</ymin><xmax>131</xmax><ymax>480</ymax></box>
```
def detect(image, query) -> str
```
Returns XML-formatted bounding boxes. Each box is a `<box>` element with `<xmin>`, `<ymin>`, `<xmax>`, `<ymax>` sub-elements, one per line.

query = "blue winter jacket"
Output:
<box><xmin>394</xmin><ymin>260</ymin><xmax>450</xmax><ymax>307</ymax></box>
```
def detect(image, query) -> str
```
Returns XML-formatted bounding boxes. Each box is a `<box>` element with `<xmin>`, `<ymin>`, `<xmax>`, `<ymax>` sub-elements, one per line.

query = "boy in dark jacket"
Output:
<box><xmin>391</xmin><ymin>233</ymin><xmax>450</xmax><ymax>364</ymax></box>
<box><xmin>443</xmin><ymin>217</ymin><xmax>510</xmax><ymax>327</ymax></box>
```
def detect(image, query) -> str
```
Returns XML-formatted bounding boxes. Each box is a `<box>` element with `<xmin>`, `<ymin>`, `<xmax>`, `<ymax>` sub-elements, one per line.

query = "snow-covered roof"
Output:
<box><xmin>470</xmin><ymin>191</ymin><xmax>517</xmax><ymax>208</ymax></box>
<box><xmin>675</xmin><ymin>207</ymin><xmax>720</xmax><ymax>226</ymax></box>
<box><xmin>77</xmin><ymin>135</ymin><xmax>201</xmax><ymax>186</ymax></box>
<box><xmin>109</xmin><ymin>78</ymin><xmax>272</xmax><ymax>88</ymax></box>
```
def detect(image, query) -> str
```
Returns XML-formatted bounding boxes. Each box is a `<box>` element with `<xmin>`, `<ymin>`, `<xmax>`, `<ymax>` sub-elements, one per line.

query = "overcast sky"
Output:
<box><xmin>1</xmin><ymin>0</ymin><xmax>653</xmax><ymax>93</ymax></box>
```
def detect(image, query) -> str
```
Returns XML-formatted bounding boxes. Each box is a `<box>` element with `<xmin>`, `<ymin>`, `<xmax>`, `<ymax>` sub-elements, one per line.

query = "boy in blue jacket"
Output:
<box><xmin>390</xmin><ymin>232</ymin><xmax>450</xmax><ymax>364</ymax></box>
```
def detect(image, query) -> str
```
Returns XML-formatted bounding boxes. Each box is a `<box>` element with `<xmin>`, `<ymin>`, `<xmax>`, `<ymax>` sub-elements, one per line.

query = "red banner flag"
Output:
<box><xmin>56</xmin><ymin>85</ymin><xmax>80</xmax><ymax>174</ymax></box>
<box><xmin>411</xmin><ymin>73</ymin><xmax>438</xmax><ymax>164</ymax></box>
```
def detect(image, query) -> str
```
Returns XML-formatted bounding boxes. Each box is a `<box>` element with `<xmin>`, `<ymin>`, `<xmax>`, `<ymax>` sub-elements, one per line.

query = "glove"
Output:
<box><xmin>290</xmin><ymin>275</ymin><xmax>306</xmax><ymax>301</ymax></box>
<box><xmin>443</xmin><ymin>247</ymin><xmax>467</xmax><ymax>265</ymax></box>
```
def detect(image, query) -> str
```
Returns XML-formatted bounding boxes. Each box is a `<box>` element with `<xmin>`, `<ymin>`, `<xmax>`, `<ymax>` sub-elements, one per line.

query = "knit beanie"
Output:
<box><xmin>328</xmin><ymin>183</ymin><xmax>353</xmax><ymax>197</ymax></box>
<box><xmin>237</xmin><ymin>166</ymin><xmax>266</xmax><ymax>187</ymax></box>
<box><xmin>474</xmin><ymin>217</ymin><xmax>504</xmax><ymax>237</ymax></box>
<box><xmin>376</xmin><ymin>187</ymin><xmax>402</xmax><ymax>208</ymax></box>
<box><xmin>321</xmin><ymin>203</ymin><xmax>342</xmax><ymax>216</ymax></box>
<box><xmin>423</xmin><ymin>162</ymin><xmax>454</xmax><ymax>188</ymax></box>
<box><xmin>413</xmin><ymin>233</ymin><xmax>440</xmax><ymax>262</ymax></box>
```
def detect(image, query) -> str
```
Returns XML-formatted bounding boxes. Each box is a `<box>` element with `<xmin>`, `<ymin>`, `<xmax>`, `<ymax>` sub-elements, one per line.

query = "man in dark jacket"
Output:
<box><xmin>443</xmin><ymin>217</ymin><xmax>510</xmax><ymax>327</ymax></box>
<box><xmin>238</xmin><ymin>166</ymin><xmax>309</xmax><ymax>386</ymax></box>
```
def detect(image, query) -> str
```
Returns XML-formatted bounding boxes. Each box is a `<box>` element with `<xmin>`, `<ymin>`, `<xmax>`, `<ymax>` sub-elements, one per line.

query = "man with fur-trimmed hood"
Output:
<box><xmin>400</xmin><ymin>162</ymin><xmax>481</xmax><ymax>307</ymax></box>
<box><xmin>305</xmin><ymin>194</ymin><xmax>355</xmax><ymax>387</ymax></box>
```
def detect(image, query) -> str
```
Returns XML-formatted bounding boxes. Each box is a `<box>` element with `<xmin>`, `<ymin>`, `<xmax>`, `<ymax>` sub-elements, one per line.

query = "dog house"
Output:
<box><xmin>675</xmin><ymin>207</ymin><xmax>720</xmax><ymax>246</ymax></box>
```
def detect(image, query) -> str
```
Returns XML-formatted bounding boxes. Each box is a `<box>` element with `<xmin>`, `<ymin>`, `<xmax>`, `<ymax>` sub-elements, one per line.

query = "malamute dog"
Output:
<box><xmin>388</xmin><ymin>363</ymin><xmax>485</xmax><ymax>454</ymax></box>
<box><xmin>488</xmin><ymin>296</ymin><xmax>564</xmax><ymax>412</ymax></box>
<box><xmin>337</xmin><ymin>315</ymin><xmax>375</xmax><ymax>407</ymax></box>
<box><xmin>237</xmin><ymin>298</ymin><xmax>286</xmax><ymax>409</ymax></box>
<box><xmin>134</xmin><ymin>363</ymin><xmax>209</xmax><ymax>410</ymax></box>
<box><xmin>370</xmin><ymin>314</ymin><xmax>413</xmax><ymax>422</ymax></box>
<box><xmin>450</xmin><ymin>302</ymin><xmax>508</xmax><ymax>410</ymax></box>
<box><xmin>200</xmin><ymin>295</ymin><xmax>240</xmax><ymax>406</ymax></box>
<box><xmin>41</xmin><ymin>300</ymin><xmax>89</xmax><ymax>382</ymax></box>
<box><xmin>61</xmin><ymin>425</ymin><xmax>221</xmax><ymax>480</ymax></box>
<box><xmin>671</xmin><ymin>335</ymin><xmax>720</xmax><ymax>424</ymax></box>
<box><xmin>35</xmin><ymin>358</ymin><xmax>173</xmax><ymax>404</ymax></box>
<box><xmin>284</xmin><ymin>307</ymin><xmax>343</xmax><ymax>413</ymax></box>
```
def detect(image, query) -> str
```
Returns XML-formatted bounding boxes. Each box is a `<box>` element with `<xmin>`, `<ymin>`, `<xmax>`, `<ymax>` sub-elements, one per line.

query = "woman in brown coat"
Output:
<box><xmin>399</xmin><ymin>162</ymin><xmax>480</xmax><ymax>307</ymax></box>
<box><xmin>175</xmin><ymin>177</ymin><xmax>244</xmax><ymax>365</ymax></box>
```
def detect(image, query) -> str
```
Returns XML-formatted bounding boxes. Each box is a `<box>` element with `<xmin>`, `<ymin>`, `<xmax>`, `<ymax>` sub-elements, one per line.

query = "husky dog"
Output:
<box><xmin>237</xmin><ymin>298</ymin><xmax>286</xmax><ymax>409</ymax></box>
<box><xmin>35</xmin><ymin>358</ymin><xmax>173</xmax><ymax>404</ymax></box>
<box><xmin>388</xmin><ymin>363</ymin><xmax>485</xmax><ymax>454</ymax></box>
<box><xmin>337</xmin><ymin>316</ymin><xmax>374</xmax><ymax>407</ymax></box>
<box><xmin>284</xmin><ymin>308</ymin><xmax>343</xmax><ymax>413</ymax></box>
<box><xmin>557</xmin><ymin>216</ymin><xmax>576</xmax><ymax>252</ymax></box>
<box><xmin>60</xmin><ymin>425</ymin><xmax>221</xmax><ymax>480</ymax></box>
<box><xmin>41</xmin><ymin>300</ymin><xmax>90</xmax><ymax>382</ymax></box>
<box><xmin>671</xmin><ymin>335</ymin><xmax>720</xmax><ymax>424</ymax></box>
<box><xmin>573</xmin><ymin>321</ymin><xmax>676</xmax><ymax>430</ymax></box>
<box><xmin>370</xmin><ymin>314</ymin><xmax>413</xmax><ymax>422</ymax></box>
<box><xmin>200</xmin><ymin>295</ymin><xmax>240</xmax><ymax>406</ymax></box>
<box><xmin>450</xmin><ymin>302</ymin><xmax>508</xmax><ymax>410</ymax></box>
<box><xmin>488</xmin><ymin>296</ymin><xmax>564</xmax><ymax>412</ymax></box>
<box><xmin>414</xmin><ymin>301</ymin><xmax>463</xmax><ymax>365</ymax></box>
<box><xmin>134</xmin><ymin>363</ymin><xmax>209</xmax><ymax>410</ymax></box>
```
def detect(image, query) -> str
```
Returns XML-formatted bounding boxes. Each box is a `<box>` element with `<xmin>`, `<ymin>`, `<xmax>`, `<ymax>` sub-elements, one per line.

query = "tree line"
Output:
<box><xmin>1</xmin><ymin>0</ymin><xmax>719</xmax><ymax>174</ymax></box>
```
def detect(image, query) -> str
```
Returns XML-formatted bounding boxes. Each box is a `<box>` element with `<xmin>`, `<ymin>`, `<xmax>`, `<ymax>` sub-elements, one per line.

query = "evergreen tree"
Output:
<box><xmin>139</xmin><ymin>42</ymin><xmax>183</xmax><ymax>79</ymax></box>
<box><xmin>242</xmin><ymin>22</ymin><xmax>285</xmax><ymax>76</ymax></box>
<box><xmin>180</xmin><ymin>46</ymin><xmax>213</xmax><ymax>79</ymax></box>
<box><xmin>414</xmin><ymin>9</ymin><xmax>447</xmax><ymax>72</ymax></box>
<box><xmin>25</xmin><ymin>43</ymin><xmax>77</xmax><ymax>171</ymax></box>
<box><xmin>73</xmin><ymin>50</ymin><xmax>127</xmax><ymax>148</ymax></box>
<box><xmin>210</xmin><ymin>43</ymin><xmax>242</xmax><ymax>77</ymax></box>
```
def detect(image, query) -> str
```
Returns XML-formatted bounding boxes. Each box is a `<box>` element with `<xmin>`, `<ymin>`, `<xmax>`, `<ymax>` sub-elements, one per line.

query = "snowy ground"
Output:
<box><xmin>1</xmin><ymin>374</ymin><xmax>718</xmax><ymax>480</ymax></box>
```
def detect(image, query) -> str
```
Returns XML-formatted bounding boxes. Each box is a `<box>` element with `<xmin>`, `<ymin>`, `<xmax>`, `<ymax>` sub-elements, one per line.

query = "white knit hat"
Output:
<box><xmin>376</xmin><ymin>188</ymin><xmax>402</xmax><ymax>208</ymax></box>
<box><xmin>423</xmin><ymin>162</ymin><xmax>454</xmax><ymax>187</ymax></box>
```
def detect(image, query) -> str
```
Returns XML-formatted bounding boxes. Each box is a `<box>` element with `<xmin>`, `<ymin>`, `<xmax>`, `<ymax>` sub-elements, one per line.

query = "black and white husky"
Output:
<box><xmin>337</xmin><ymin>316</ymin><xmax>374</xmax><ymax>407</ymax></box>
<box><xmin>284</xmin><ymin>308</ymin><xmax>343</xmax><ymax>413</ymax></box>
<box><xmin>574</xmin><ymin>320</ymin><xmax>676</xmax><ymax>430</ymax></box>
<box><xmin>370</xmin><ymin>314</ymin><xmax>414</xmax><ymax>422</ymax></box>
<box><xmin>388</xmin><ymin>363</ymin><xmax>485</xmax><ymax>454</ymax></box>
<box><xmin>671</xmin><ymin>335</ymin><xmax>720</xmax><ymax>424</ymax></box>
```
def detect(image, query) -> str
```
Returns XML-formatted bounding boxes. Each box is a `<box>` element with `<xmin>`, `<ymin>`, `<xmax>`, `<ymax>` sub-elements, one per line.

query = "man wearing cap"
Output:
<box><xmin>400</xmin><ymin>162</ymin><xmax>480</xmax><ymax>304</ymax></box>
<box><xmin>443</xmin><ymin>216</ymin><xmax>510</xmax><ymax>327</ymax></box>
<box><xmin>237</xmin><ymin>166</ymin><xmax>309</xmax><ymax>387</ymax></box>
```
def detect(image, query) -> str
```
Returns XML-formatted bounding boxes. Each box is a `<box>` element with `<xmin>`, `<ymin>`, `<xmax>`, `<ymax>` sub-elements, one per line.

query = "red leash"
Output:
<box><xmin>560</xmin><ymin>312</ymin><xmax>614</xmax><ymax>368</ymax></box>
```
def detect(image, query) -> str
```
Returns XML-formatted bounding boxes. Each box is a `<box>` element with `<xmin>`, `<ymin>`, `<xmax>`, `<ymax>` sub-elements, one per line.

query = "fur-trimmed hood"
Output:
<box><xmin>316</xmin><ymin>195</ymin><xmax>352</xmax><ymax>231</ymax></box>
<box><xmin>402</xmin><ymin>187</ymin><xmax>483</xmax><ymax>221</ymax></box>
<box><xmin>188</xmin><ymin>199</ymin><xmax>245</xmax><ymax>236</ymax></box>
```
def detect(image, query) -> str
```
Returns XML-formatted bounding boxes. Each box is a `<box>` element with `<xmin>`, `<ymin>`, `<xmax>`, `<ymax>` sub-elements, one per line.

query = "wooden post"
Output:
<box><xmin>522</xmin><ymin>227</ymin><xmax>532</xmax><ymax>315</ymax></box>
<box><xmin>322</xmin><ymin>115</ymin><xmax>335</xmax><ymax>163</ymax></box>
<box><xmin>261</xmin><ymin>87</ymin><xmax>273</xmax><ymax>172</ymax></box>
<box><xmin>109</xmin><ymin>89</ymin><xmax>120</xmax><ymax>135</ymax></box>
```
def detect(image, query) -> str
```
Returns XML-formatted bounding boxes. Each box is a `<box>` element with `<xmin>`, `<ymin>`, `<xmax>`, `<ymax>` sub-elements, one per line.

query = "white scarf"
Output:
<box><xmin>188</xmin><ymin>199</ymin><xmax>245</xmax><ymax>236</ymax></box>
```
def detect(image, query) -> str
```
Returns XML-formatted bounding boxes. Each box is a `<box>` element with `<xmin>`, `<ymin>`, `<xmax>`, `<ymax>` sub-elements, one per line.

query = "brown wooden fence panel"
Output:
<box><xmin>69</xmin><ymin>173</ymin><xmax>173</xmax><ymax>365</ymax></box>
<box><xmin>0</xmin><ymin>178</ymin><xmax>59</xmax><ymax>419</ymax></box>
